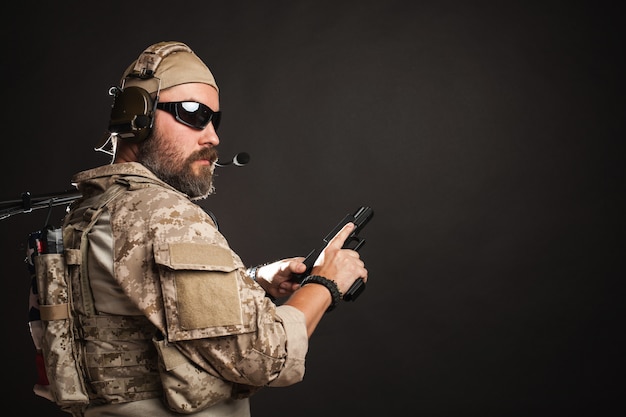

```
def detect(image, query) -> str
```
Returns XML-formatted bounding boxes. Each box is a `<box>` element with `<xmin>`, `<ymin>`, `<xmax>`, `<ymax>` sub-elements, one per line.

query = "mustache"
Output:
<box><xmin>189</xmin><ymin>147</ymin><xmax>219</xmax><ymax>164</ymax></box>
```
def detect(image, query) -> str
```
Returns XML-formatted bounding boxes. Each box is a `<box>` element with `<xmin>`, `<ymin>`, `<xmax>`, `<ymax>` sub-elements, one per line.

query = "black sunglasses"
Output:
<box><xmin>156</xmin><ymin>101</ymin><xmax>221</xmax><ymax>131</ymax></box>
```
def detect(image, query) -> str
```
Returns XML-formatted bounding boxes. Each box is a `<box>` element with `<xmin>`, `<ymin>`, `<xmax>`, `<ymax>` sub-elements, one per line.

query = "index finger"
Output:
<box><xmin>326</xmin><ymin>222</ymin><xmax>356</xmax><ymax>249</ymax></box>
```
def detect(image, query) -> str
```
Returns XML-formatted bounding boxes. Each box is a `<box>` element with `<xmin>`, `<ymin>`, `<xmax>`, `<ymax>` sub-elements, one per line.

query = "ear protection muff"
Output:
<box><xmin>106</xmin><ymin>42</ymin><xmax>193</xmax><ymax>143</ymax></box>
<box><xmin>107</xmin><ymin>86</ymin><xmax>154</xmax><ymax>142</ymax></box>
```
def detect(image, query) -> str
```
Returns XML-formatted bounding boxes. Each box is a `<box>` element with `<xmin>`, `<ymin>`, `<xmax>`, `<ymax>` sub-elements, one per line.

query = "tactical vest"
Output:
<box><xmin>34</xmin><ymin>179</ymin><xmax>163</xmax><ymax>417</ymax></box>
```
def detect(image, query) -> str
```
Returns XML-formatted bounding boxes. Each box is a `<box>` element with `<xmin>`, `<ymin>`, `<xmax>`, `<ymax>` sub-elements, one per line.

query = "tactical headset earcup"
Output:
<box><xmin>107</xmin><ymin>86</ymin><xmax>155</xmax><ymax>143</ymax></box>
<box><xmin>104</xmin><ymin>42</ymin><xmax>195</xmax><ymax>146</ymax></box>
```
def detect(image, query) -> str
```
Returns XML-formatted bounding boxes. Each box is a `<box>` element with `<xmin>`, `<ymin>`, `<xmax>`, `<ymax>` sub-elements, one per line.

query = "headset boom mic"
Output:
<box><xmin>217</xmin><ymin>152</ymin><xmax>250</xmax><ymax>167</ymax></box>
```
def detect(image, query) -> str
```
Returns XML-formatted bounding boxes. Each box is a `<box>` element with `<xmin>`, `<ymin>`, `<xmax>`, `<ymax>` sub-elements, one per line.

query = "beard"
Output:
<box><xmin>137</xmin><ymin>128</ymin><xmax>218</xmax><ymax>200</ymax></box>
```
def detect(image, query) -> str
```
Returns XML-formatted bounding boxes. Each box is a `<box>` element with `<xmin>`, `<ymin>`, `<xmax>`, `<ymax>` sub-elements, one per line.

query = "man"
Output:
<box><xmin>46</xmin><ymin>41</ymin><xmax>367</xmax><ymax>417</ymax></box>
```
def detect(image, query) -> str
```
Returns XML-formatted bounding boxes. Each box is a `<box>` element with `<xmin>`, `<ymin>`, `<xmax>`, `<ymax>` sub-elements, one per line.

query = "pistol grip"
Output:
<box><xmin>343</xmin><ymin>277</ymin><xmax>365</xmax><ymax>301</ymax></box>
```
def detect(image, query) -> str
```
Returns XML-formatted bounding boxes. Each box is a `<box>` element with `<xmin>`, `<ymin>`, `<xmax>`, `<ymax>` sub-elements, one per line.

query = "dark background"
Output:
<box><xmin>1</xmin><ymin>1</ymin><xmax>623</xmax><ymax>416</ymax></box>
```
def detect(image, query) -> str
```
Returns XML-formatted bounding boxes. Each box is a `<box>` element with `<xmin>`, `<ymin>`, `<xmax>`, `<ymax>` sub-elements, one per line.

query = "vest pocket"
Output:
<box><xmin>35</xmin><ymin>253</ymin><xmax>90</xmax><ymax>408</ymax></box>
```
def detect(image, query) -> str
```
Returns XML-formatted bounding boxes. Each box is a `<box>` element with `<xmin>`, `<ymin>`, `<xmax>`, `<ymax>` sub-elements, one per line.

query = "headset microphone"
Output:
<box><xmin>216</xmin><ymin>152</ymin><xmax>250</xmax><ymax>167</ymax></box>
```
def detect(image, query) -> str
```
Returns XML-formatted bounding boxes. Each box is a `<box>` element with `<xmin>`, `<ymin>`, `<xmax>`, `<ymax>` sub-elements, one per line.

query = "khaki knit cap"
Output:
<box><xmin>121</xmin><ymin>41</ymin><xmax>219</xmax><ymax>94</ymax></box>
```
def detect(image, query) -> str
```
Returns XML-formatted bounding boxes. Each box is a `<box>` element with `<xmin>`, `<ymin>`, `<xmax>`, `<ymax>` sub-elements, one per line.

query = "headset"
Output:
<box><xmin>107</xmin><ymin>42</ymin><xmax>193</xmax><ymax>143</ymax></box>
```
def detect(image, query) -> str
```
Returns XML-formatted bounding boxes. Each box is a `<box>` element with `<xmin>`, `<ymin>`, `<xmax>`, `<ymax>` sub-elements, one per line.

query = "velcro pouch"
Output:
<box><xmin>154</xmin><ymin>242</ymin><xmax>251</xmax><ymax>341</ymax></box>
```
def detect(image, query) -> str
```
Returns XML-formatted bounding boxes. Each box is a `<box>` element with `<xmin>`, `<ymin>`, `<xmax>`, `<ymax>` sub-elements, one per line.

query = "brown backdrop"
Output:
<box><xmin>1</xmin><ymin>1</ymin><xmax>623</xmax><ymax>416</ymax></box>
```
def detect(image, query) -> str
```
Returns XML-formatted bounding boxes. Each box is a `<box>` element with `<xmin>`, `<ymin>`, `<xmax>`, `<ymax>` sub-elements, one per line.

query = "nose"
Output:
<box><xmin>200</xmin><ymin>122</ymin><xmax>220</xmax><ymax>146</ymax></box>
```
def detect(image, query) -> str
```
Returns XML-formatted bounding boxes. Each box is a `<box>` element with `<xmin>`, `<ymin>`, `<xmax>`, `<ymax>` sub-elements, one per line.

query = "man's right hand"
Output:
<box><xmin>310</xmin><ymin>222</ymin><xmax>368</xmax><ymax>295</ymax></box>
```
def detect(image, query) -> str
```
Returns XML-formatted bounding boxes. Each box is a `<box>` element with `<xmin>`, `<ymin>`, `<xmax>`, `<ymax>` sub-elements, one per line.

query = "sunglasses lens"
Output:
<box><xmin>178</xmin><ymin>102</ymin><xmax>220</xmax><ymax>131</ymax></box>
<box><xmin>211</xmin><ymin>112</ymin><xmax>221</xmax><ymax>131</ymax></box>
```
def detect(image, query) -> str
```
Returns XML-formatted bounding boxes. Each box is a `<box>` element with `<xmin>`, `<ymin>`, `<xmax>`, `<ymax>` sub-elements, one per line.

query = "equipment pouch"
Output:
<box><xmin>154</xmin><ymin>242</ymin><xmax>250</xmax><ymax>341</ymax></box>
<box><xmin>153</xmin><ymin>336</ymin><xmax>232</xmax><ymax>414</ymax></box>
<box><xmin>35</xmin><ymin>252</ymin><xmax>90</xmax><ymax>408</ymax></box>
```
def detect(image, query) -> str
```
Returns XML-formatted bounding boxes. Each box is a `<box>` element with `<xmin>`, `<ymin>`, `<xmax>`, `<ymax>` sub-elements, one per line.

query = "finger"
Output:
<box><xmin>280</xmin><ymin>281</ymin><xmax>299</xmax><ymax>291</ymax></box>
<box><xmin>326</xmin><ymin>222</ymin><xmax>355</xmax><ymax>250</ymax></box>
<box><xmin>290</xmin><ymin>260</ymin><xmax>307</xmax><ymax>274</ymax></box>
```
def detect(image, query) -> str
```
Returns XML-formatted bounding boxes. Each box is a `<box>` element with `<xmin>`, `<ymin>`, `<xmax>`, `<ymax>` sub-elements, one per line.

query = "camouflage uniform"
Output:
<box><xmin>65</xmin><ymin>162</ymin><xmax>308</xmax><ymax>416</ymax></box>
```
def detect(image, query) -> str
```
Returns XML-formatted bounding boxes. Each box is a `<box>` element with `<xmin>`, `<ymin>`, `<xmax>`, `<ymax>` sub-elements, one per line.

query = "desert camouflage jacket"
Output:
<box><xmin>67</xmin><ymin>162</ymin><xmax>308</xmax><ymax>414</ymax></box>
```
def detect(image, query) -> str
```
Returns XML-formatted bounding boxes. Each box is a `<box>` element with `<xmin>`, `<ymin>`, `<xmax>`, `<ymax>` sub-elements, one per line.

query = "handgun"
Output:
<box><xmin>293</xmin><ymin>206</ymin><xmax>374</xmax><ymax>301</ymax></box>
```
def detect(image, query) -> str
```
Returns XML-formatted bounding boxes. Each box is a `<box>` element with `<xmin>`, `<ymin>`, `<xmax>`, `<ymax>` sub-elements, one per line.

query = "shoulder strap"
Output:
<box><xmin>65</xmin><ymin>181</ymin><xmax>130</xmax><ymax>316</ymax></box>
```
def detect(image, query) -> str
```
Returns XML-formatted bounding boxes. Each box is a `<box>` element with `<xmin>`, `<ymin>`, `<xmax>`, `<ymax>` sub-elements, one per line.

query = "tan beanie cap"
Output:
<box><xmin>120</xmin><ymin>41</ymin><xmax>218</xmax><ymax>95</ymax></box>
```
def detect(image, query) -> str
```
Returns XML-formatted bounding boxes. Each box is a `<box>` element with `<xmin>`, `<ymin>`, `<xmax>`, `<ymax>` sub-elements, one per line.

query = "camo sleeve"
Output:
<box><xmin>109</xmin><ymin>183</ymin><xmax>308</xmax><ymax>388</ymax></box>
